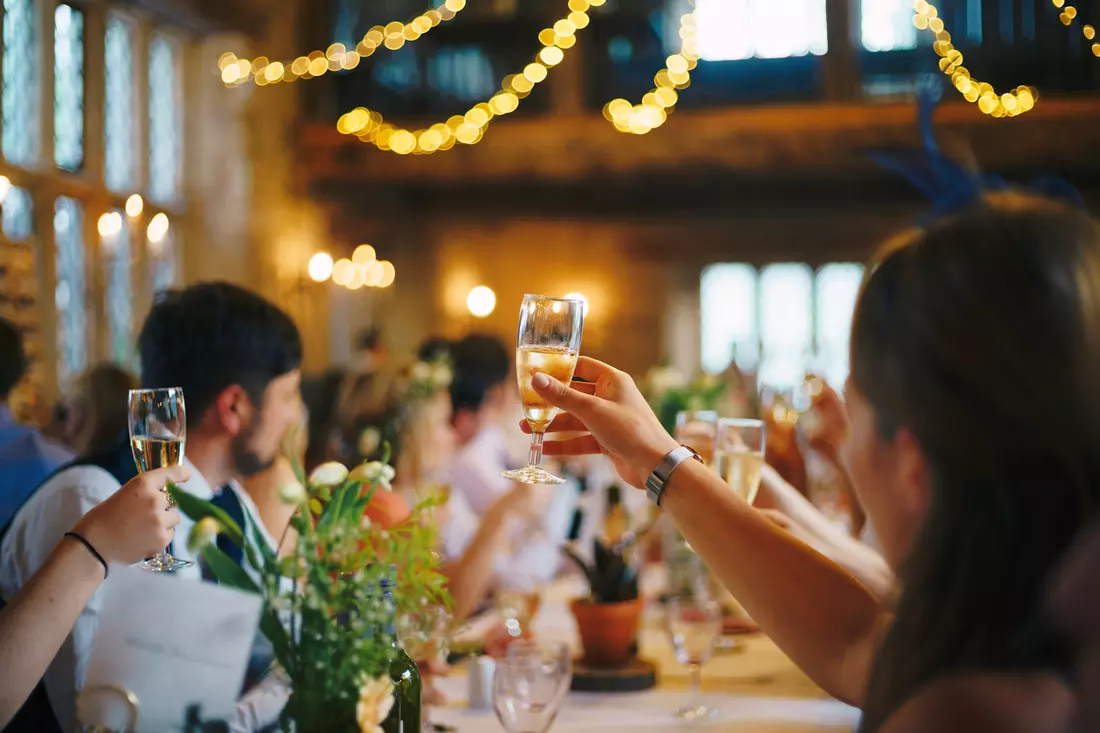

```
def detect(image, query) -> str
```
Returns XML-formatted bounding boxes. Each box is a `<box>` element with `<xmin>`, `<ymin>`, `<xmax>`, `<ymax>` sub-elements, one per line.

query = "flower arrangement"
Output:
<box><xmin>170</xmin><ymin>446</ymin><xmax>449</xmax><ymax>733</ymax></box>
<box><xmin>641</xmin><ymin>365</ymin><xmax>728</xmax><ymax>435</ymax></box>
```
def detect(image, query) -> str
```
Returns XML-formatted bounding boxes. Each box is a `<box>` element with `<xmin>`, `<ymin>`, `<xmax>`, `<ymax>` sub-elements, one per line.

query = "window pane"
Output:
<box><xmin>54</xmin><ymin>197</ymin><xmax>86</xmax><ymax>385</ymax></box>
<box><xmin>54</xmin><ymin>4</ymin><xmax>84</xmax><ymax>171</ymax></box>
<box><xmin>103</xmin><ymin>209</ymin><xmax>132</xmax><ymax>365</ymax></box>
<box><xmin>759</xmin><ymin>263</ymin><xmax>813</xmax><ymax>390</ymax></box>
<box><xmin>701</xmin><ymin>264</ymin><xmax>758</xmax><ymax>374</ymax></box>
<box><xmin>815</xmin><ymin>263</ymin><xmax>864</xmax><ymax>386</ymax></box>
<box><xmin>2</xmin><ymin>0</ymin><xmax>40</xmax><ymax>166</ymax></box>
<box><xmin>862</xmin><ymin>0</ymin><xmax>918</xmax><ymax>51</ymax></box>
<box><xmin>2</xmin><ymin>185</ymin><xmax>33</xmax><ymax>241</ymax></box>
<box><xmin>148</xmin><ymin>34</ymin><xmax>180</xmax><ymax>204</ymax></box>
<box><xmin>695</xmin><ymin>0</ymin><xmax>828</xmax><ymax>61</ymax></box>
<box><xmin>149</xmin><ymin>227</ymin><xmax>176</xmax><ymax>296</ymax></box>
<box><xmin>104</xmin><ymin>15</ymin><xmax>134</xmax><ymax>191</ymax></box>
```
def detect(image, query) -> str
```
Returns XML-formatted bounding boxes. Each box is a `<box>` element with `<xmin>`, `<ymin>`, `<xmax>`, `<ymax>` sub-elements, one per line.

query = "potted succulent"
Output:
<box><xmin>564</xmin><ymin>539</ymin><xmax>642</xmax><ymax>669</ymax></box>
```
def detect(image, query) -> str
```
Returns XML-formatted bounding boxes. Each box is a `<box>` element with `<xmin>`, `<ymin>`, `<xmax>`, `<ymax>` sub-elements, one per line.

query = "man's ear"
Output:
<box><xmin>213</xmin><ymin>385</ymin><xmax>254</xmax><ymax>438</ymax></box>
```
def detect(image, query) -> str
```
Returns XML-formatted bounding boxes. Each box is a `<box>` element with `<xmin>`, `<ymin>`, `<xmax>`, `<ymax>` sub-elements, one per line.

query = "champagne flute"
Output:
<box><xmin>502</xmin><ymin>294</ymin><xmax>584</xmax><ymax>485</ymax></box>
<box><xmin>665</xmin><ymin>582</ymin><xmax>722</xmax><ymax>720</ymax></box>
<box><xmin>128</xmin><ymin>388</ymin><xmax>191</xmax><ymax>572</ymax></box>
<box><xmin>714</xmin><ymin>418</ymin><xmax>766</xmax><ymax>505</ymax></box>
<box><xmin>675</xmin><ymin>410</ymin><xmax>719</xmax><ymax>468</ymax></box>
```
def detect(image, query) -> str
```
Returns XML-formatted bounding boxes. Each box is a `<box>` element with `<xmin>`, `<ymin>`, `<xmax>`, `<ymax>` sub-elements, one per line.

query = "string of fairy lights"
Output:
<box><xmin>228</xmin><ymin>0</ymin><xmax>1098</xmax><ymax>151</ymax></box>
<box><xmin>218</xmin><ymin>0</ymin><xmax>468</xmax><ymax>87</ymax></box>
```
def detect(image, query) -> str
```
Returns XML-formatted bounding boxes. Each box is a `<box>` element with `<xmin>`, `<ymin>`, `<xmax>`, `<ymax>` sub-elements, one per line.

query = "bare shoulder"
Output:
<box><xmin>883</xmin><ymin>673</ymin><xmax>1073</xmax><ymax>733</ymax></box>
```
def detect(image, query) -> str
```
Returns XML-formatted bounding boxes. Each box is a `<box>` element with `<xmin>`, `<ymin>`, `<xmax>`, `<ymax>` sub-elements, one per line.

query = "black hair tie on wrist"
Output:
<box><xmin>64</xmin><ymin>532</ymin><xmax>109</xmax><ymax>579</ymax></box>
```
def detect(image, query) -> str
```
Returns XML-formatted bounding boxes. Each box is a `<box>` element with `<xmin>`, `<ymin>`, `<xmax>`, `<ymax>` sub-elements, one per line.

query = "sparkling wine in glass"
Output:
<box><xmin>665</xmin><ymin>588</ymin><xmax>722</xmax><ymax>720</ymax></box>
<box><xmin>714</xmin><ymin>418</ymin><xmax>766</xmax><ymax>505</ymax></box>
<box><xmin>502</xmin><ymin>294</ymin><xmax>584</xmax><ymax>485</ymax></box>
<box><xmin>128</xmin><ymin>387</ymin><xmax>191</xmax><ymax>572</ymax></box>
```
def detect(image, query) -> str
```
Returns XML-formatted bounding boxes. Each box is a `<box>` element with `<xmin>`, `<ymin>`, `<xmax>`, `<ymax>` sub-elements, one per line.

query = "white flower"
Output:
<box><xmin>411</xmin><ymin>362</ymin><xmax>432</xmax><ymax>382</ymax></box>
<box><xmin>308</xmin><ymin>461</ymin><xmax>349</xmax><ymax>488</ymax></box>
<box><xmin>356</xmin><ymin>676</ymin><xmax>395</xmax><ymax>733</ymax></box>
<box><xmin>349</xmin><ymin>461</ymin><xmax>396</xmax><ymax>491</ymax></box>
<box><xmin>187</xmin><ymin>517</ymin><xmax>220</xmax><ymax>554</ymax></box>
<box><xmin>278</xmin><ymin>480</ymin><xmax>306</xmax><ymax>505</ymax></box>
<box><xmin>431</xmin><ymin>364</ymin><xmax>453</xmax><ymax>387</ymax></box>
<box><xmin>358</xmin><ymin>427</ymin><xmax>382</xmax><ymax>457</ymax></box>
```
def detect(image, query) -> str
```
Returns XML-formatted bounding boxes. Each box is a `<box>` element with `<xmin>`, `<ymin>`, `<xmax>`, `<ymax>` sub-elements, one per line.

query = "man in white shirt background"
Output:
<box><xmin>0</xmin><ymin>282</ymin><xmax>303</xmax><ymax>732</ymax></box>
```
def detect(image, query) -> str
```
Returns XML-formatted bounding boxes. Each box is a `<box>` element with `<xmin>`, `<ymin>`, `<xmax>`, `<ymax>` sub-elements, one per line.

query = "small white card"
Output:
<box><xmin>80</xmin><ymin>566</ymin><xmax>263</xmax><ymax>732</ymax></box>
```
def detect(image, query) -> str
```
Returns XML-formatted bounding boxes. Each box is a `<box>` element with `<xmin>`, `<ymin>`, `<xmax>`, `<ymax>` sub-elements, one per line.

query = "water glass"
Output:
<box><xmin>665</xmin><ymin>589</ymin><xmax>722</xmax><ymax>720</ymax></box>
<box><xmin>493</xmin><ymin>641</ymin><xmax>572</xmax><ymax>733</ymax></box>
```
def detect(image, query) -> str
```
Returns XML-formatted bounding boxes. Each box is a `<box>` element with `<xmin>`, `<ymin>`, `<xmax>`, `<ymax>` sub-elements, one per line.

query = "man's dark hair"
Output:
<box><xmin>0</xmin><ymin>317</ymin><xmax>27</xmax><ymax>399</ymax></box>
<box><xmin>138</xmin><ymin>282</ymin><xmax>302</xmax><ymax>420</ymax></box>
<box><xmin>449</xmin><ymin>333</ymin><xmax>510</xmax><ymax>414</ymax></box>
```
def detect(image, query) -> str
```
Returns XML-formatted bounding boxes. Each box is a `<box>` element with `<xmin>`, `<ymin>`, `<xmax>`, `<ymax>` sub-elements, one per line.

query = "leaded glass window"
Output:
<box><xmin>54</xmin><ymin>4</ymin><xmax>84</xmax><ymax>171</ymax></box>
<box><xmin>104</xmin><ymin>15</ymin><xmax>134</xmax><ymax>191</ymax></box>
<box><xmin>694</xmin><ymin>0</ymin><xmax>828</xmax><ymax>61</ymax></box>
<box><xmin>862</xmin><ymin>0</ymin><xmax>918</xmax><ymax>51</ymax></box>
<box><xmin>815</xmin><ymin>263</ymin><xmax>865</xmax><ymax>386</ymax></box>
<box><xmin>149</xmin><ymin>228</ymin><xmax>176</xmax><ymax>296</ymax></box>
<box><xmin>2</xmin><ymin>0</ymin><xmax>40</xmax><ymax>166</ymax></box>
<box><xmin>104</xmin><ymin>209</ymin><xmax>132</xmax><ymax>364</ymax></box>
<box><xmin>1</xmin><ymin>185</ymin><xmax>33</xmax><ymax>241</ymax></box>
<box><xmin>148</xmin><ymin>35</ymin><xmax>180</xmax><ymax>204</ymax></box>
<box><xmin>700</xmin><ymin>263</ymin><xmax>758</xmax><ymax>374</ymax></box>
<box><xmin>54</xmin><ymin>197</ymin><xmax>86</xmax><ymax>385</ymax></box>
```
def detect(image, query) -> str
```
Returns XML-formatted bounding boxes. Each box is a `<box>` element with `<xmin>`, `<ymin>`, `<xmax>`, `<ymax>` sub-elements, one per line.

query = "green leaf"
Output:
<box><xmin>259</xmin><ymin>607</ymin><xmax>293</xmax><ymax>677</ymax></box>
<box><xmin>169</xmin><ymin>485</ymin><xmax>245</xmax><ymax>549</ymax></box>
<box><xmin>201</xmin><ymin>544</ymin><xmax>261</xmax><ymax>595</ymax></box>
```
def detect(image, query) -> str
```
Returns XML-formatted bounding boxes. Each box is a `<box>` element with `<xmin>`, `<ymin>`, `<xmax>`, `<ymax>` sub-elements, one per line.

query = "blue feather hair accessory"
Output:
<box><xmin>867</xmin><ymin>76</ymin><xmax>1086</xmax><ymax>221</ymax></box>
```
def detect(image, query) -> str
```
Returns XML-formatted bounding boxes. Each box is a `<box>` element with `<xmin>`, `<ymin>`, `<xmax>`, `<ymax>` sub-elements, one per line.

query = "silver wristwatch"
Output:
<box><xmin>645</xmin><ymin>445</ymin><xmax>703</xmax><ymax>506</ymax></box>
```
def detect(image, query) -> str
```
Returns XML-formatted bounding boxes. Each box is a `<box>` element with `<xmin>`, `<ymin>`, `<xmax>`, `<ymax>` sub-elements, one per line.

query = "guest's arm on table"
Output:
<box><xmin>441</xmin><ymin>486</ymin><xmax>530</xmax><ymax>621</ymax></box>
<box><xmin>755</xmin><ymin>464</ymin><xmax>895</xmax><ymax>603</ymax></box>
<box><xmin>526</xmin><ymin>357</ymin><xmax>890</xmax><ymax>706</ymax></box>
<box><xmin>0</xmin><ymin>466</ymin><xmax>186</xmax><ymax>728</ymax></box>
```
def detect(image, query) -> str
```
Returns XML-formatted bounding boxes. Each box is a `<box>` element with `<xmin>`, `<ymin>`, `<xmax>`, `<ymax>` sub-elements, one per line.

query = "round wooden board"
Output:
<box><xmin>571</xmin><ymin>657</ymin><xmax>658</xmax><ymax>693</ymax></box>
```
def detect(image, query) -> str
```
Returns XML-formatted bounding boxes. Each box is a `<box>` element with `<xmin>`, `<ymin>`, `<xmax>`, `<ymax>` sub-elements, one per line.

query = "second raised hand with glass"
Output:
<box><xmin>714</xmin><ymin>418</ymin><xmax>766</xmax><ymax>505</ymax></box>
<box><xmin>128</xmin><ymin>387</ymin><xmax>190</xmax><ymax>572</ymax></box>
<box><xmin>502</xmin><ymin>294</ymin><xmax>584</xmax><ymax>485</ymax></box>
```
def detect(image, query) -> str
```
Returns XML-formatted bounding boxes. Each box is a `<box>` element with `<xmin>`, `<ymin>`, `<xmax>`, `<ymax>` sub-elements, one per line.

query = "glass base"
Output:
<box><xmin>141</xmin><ymin>553</ymin><xmax>193</xmax><ymax>572</ymax></box>
<box><xmin>674</xmin><ymin>705</ymin><xmax>718</xmax><ymax>721</ymax></box>
<box><xmin>500</xmin><ymin>465</ymin><xmax>567</xmax><ymax>485</ymax></box>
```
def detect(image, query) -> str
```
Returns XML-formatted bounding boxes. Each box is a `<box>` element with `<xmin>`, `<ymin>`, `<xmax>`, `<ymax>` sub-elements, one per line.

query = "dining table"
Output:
<box><xmin>432</xmin><ymin>569</ymin><xmax>860</xmax><ymax>733</ymax></box>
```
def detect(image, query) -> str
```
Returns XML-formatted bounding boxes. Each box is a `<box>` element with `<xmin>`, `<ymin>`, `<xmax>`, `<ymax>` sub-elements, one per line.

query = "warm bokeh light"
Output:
<box><xmin>467</xmin><ymin>286</ymin><xmax>496</xmax><ymax>318</ymax></box>
<box><xmin>364</xmin><ymin>260</ymin><xmax>385</xmax><ymax>287</ymax></box>
<box><xmin>352</xmin><ymin>244</ymin><xmax>377</xmax><ymax>265</ymax></box>
<box><xmin>376</xmin><ymin>260</ymin><xmax>396</xmax><ymax>288</ymax></box>
<box><xmin>564</xmin><ymin>292</ymin><xmax>590</xmax><ymax>317</ymax></box>
<box><xmin>308</xmin><ymin>253</ymin><xmax>334</xmax><ymax>282</ymax></box>
<box><xmin>97</xmin><ymin>211</ymin><xmax>123</xmax><ymax>238</ymax></box>
<box><xmin>332</xmin><ymin>258</ymin><xmax>355</xmax><ymax>286</ymax></box>
<box><xmin>347</xmin><ymin>267</ymin><xmax>367</xmax><ymax>290</ymax></box>
<box><xmin>146</xmin><ymin>213</ymin><xmax>170</xmax><ymax>243</ymax></box>
<box><xmin>125</xmin><ymin>194</ymin><xmax>143</xmax><ymax>218</ymax></box>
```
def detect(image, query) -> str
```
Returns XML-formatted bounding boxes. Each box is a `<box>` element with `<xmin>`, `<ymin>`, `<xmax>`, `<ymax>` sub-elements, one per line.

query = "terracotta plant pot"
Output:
<box><xmin>570</xmin><ymin>597</ymin><xmax>643</xmax><ymax>669</ymax></box>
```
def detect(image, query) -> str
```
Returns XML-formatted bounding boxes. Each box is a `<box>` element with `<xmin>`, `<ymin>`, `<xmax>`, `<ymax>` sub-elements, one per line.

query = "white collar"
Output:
<box><xmin>177</xmin><ymin>458</ymin><xmax>216</xmax><ymax>501</ymax></box>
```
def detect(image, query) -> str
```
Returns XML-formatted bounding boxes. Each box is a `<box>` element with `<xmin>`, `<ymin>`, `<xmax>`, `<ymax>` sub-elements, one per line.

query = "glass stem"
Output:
<box><xmin>689</xmin><ymin>663</ymin><xmax>702</xmax><ymax>710</ymax></box>
<box><xmin>528</xmin><ymin>432</ymin><xmax>546</xmax><ymax>469</ymax></box>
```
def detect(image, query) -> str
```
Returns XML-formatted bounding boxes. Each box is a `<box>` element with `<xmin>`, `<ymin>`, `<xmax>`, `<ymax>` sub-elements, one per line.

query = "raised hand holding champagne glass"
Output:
<box><xmin>503</xmin><ymin>294</ymin><xmax>585</xmax><ymax>485</ymax></box>
<box><xmin>127</xmin><ymin>387</ymin><xmax>190</xmax><ymax>572</ymax></box>
<box><xmin>714</xmin><ymin>418</ymin><xmax>766</xmax><ymax>504</ymax></box>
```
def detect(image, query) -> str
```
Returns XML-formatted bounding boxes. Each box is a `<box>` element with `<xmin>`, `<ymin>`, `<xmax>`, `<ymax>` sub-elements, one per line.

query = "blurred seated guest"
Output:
<box><xmin>0</xmin><ymin>317</ymin><xmax>72</xmax><ymax>529</ymax></box>
<box><xmin>0</xmin><ymin>466</ymin><xmax>185</xmax><ymax>730</ymax></box>
<box><xmin>526</xmin><ymin>193</ymin><xmax>1100</xmax><ymax>730</ymax></box>
<box><xmin>301</xmin><ymin>370</ymin><xmax>346</xmax><ymax>471</ymax></box>
<box><xmin>0</xmin><ymin>283</ymin><xmax>302</xmax><ymax>732</ymax></box>
<box><xmin>1050</xmin><ymin>519</ymin><xmax>1100</xmax><ymax>733</ymax></box>
<box><xmin>57</xmin><ymin>364</ymin><xmax>138</xmax><ymax>455</ymax></box>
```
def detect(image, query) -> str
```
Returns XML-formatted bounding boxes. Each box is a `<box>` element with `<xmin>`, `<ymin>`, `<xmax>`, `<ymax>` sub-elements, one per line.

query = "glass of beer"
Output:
<box><xmin>502</xmin><ymin>294</ymin><xmax>584</xmax><ymax>485</ymax></box>
<box><xmin>714</xmin><ymin>418</ymin><xmax>766</xmax><ymax>504</ymax></box>
<box><xmin>128</xmin><ymin>387</ymin><xmax>190</xmax><ymax>571</ymax></box>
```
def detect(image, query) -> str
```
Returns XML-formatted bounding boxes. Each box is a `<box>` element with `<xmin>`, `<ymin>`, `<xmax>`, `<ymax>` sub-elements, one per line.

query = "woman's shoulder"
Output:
<box><xmin>883</xmin><ymin>672</ymin><xmax>1073</xmax><ymax>733</ymax></box>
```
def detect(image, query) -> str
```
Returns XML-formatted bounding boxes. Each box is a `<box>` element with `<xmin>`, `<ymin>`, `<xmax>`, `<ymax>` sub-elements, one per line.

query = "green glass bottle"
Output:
<box><xmin>380</xmin><ymin>574</ymin><xmax>422</xmax><ymax>733</ymax></box>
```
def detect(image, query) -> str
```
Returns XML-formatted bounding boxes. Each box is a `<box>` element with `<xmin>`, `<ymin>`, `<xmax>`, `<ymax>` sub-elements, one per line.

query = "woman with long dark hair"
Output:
<box><xmin>522</xmin><ymin>193</ymin><xmax>1100</xmax><ymax>731</ymax></box>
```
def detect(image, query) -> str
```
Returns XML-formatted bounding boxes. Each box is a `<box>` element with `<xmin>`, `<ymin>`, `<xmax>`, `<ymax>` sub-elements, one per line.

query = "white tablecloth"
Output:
<box><xmin>434</xmin><ymin>574</ymin><xmax>860</xmax><ymax>732</ymax></box>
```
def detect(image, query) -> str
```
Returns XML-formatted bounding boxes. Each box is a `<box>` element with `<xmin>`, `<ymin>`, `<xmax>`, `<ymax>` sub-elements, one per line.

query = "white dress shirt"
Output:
<box><xmin>448</xmin><ymin>424</ymin><xmax>514</xmax><ymax>517</ymax></box>
<box><xmin>0</xmin><ymin>459</ymin><xmax>214</xmax><ymax>732</ymax></box>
